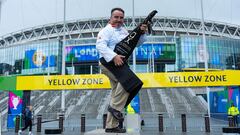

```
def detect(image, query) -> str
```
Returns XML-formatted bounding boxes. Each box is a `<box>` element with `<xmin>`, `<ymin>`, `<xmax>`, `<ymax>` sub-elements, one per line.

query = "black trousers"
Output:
<box><xmin>233</xmin><ymin>115</ymin><xmax>239</xmax><ymax>127</ymax></box>
<box><xmin>22</xmin><ymin>119</ymin><xmax>32</xmax><ymax>131</ymax></box>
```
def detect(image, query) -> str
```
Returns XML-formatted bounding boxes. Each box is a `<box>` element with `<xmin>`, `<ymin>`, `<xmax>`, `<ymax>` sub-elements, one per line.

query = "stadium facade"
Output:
<box><xmin>0</xmin><ymin>16</ymin><xmax>240</xmax><ymax>76</ymax></box>
<box><xmin>0</xmin><ymin>12</ymin><xmax>240</xmax><ymax>132</ymax></box>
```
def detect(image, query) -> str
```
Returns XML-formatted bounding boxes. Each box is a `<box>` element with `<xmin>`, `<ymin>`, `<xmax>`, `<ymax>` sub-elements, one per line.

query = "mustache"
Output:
<box><xmin>115</xmin><ymin>21</ymin><xmax>123</xmax><ymax>24</ymax></box>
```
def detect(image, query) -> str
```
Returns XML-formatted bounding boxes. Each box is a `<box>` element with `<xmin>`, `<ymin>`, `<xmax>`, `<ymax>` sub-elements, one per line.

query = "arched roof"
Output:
<box><xmin>0</xmin><ymin>16</ymin><xmax>239</xmax><ymax>47</ymax></box>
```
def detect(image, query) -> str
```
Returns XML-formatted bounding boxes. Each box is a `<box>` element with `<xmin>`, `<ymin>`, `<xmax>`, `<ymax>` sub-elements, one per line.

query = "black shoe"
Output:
<box><xmin>108</xmin><ymin>106</ymin><xmax>124</xmax><ymax>122</ymax></box>
<box><xmin>105</xmin><ymin>127</ymin><xmax>126</xmax><ymax>133</ymax></box>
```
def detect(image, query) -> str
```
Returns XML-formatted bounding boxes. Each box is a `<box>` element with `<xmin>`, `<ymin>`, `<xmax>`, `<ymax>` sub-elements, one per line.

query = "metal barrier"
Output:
<box><xmin>81</xmin><ymin>114</ymin><xmax>85</xmax><ymax>133</ymax></box>
<box><xmin>181</xmin><ymin>114</ymin><xmax>187</xmax><ymax>132</ymax></box>
<box><xmin>15</xmin><ymin>115</ymin><xmax>20</xmax><ymax>133</ymax></box>
<box><xmin>37</xmin><ymin>115</ymin><xmax>42</xmax><ymax>132</ymax></box>
<box><xmin>140</xmin><ymin>112</ymin><xmax>230</xmax><ymax>134</ymax></box>
<box><xmin>102</xmin><ymin>114</ymin><xmax>107</xmax><ymax>129</ymax></box>
<box><xmin>34</xmin><ymin>114</ymin><xmax>64</xmax><ymax>133</ymax></box>
<box><xmin>204</xmin><ymin>114</ymin><xmax>210</xmax><ymax>132</ymax></box>
<box><xmin>158</xmin><ymin>114</ymin><xmax>163</xmax><ymax>132</ymax></box>
<box><xmin>59</xmin><ymin>114</ymin><xmax>64</xmax><ymax>132</ymax></box>
<box><xmin>3</xmin><ymin>112</ymin><xmax>229</xmax><ymax>134</ymax></box>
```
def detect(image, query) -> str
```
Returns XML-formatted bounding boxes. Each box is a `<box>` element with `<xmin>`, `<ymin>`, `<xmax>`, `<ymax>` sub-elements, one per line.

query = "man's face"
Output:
<box><xmin>110</xmin><ymin>10</ymin><xmax>124</xmax><ymax>27</ymax></box>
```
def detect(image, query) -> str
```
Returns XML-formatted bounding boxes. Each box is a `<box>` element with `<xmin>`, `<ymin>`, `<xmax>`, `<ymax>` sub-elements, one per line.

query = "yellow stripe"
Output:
<box><xmin>16</xmin><ymin>70</ymin><xmax>240</xmax><ymax>90</ymax></box>
<box><xmin>17</xmin><ymin>74</ymin><xmax>110</xmax><ymax>90</ymax></box>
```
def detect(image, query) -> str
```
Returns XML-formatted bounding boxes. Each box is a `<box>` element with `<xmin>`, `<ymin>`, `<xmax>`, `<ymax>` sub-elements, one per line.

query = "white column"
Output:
<box><xmin>200</xmin><ymin>0</ymin><xmax>210</xmax><ymax>117</ymax></box>
<box><xmin>90</xmin><ymin>65</ymin><xmax>93</xmax><ymax>74</ymax></box>
<box><xmin>151</xmin><ymin>43</ymin><xmax>155</xmax><ymax>72</ymax></box>
<box><xmin>126</xmin><ymin>0</ymin><xmax>141</xmax><ymax>133</ymax></box>
<box><xmin>132</xmin><ymin>0</ymin><xmax>136</xmax><ymax>72</ymax></box>
<box><xmin>61</xmin><ymin>0</ymin><xmax>66</xmax><ymax>112</ymax></box>
<box><xmin>71</xmin><ymin>58</ymin><xmax>74</xmax><ymax>75</ymax></box>
<box><xmin>232</xmin><ymin>45</ymin><xmax>236</xmax><ymax>69</ymax></box>
<box><xmin>47</xmin><ymin>42</ymin><xmax>50</xmax><ymax>76</ymax></box>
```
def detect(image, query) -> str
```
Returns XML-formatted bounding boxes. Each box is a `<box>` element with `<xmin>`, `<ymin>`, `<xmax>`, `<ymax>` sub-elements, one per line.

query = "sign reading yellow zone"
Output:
<box><xmin>16</xmin><ymin>70</ymin><xmax>240</xmax><ymax>90</ymax></box>
<box><xmin>17</xmin><ymin>74</ymin><xmax>111</xmax><ymax>90</ymax></box>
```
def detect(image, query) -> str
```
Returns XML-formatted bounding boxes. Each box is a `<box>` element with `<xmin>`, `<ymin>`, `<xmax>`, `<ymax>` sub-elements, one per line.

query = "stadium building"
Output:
<box><xmin>0</xmin><ymin>16</ymin><xmax>240</xmax><ymax>76</ymax></box>
<box><xmin>0</xmin><ymin>1</ymin><xmax>240</xmax><ymax>133</ymax></box>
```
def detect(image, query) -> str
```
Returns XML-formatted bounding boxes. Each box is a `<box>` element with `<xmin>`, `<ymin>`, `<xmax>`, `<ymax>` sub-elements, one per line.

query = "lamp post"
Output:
<box><xmin>61</xmin><ymin>0</ymin><xmax>66</xmax><ymax>112</ymax></box>
<box><xmin>200</xmin><ymin>0</ymin><xmax>210</xmax><ymax>117</ymax></box>
<box><xmin>132</xmin><ymin>0</ymin><xmax>136</xmax><ymax>72</ymax></box>
<box><xmin>47</xmin><ymin>42</ymin><xmax>50</xmax><ymax>76</ymax></box>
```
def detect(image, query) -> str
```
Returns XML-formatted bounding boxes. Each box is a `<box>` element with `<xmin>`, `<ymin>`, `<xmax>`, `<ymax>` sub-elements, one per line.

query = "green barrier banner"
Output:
<box><xmin>0</xmin><ymin>76</ymin><xmax>16</xmax><ymax>91</ymax></box>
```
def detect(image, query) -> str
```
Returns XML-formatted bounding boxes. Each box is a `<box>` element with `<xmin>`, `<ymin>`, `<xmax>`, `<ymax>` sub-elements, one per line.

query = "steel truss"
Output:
<box><xmin>0</xmin><ymin>17</ymin><xmax>240</xmax><ymax>47</ymax></box>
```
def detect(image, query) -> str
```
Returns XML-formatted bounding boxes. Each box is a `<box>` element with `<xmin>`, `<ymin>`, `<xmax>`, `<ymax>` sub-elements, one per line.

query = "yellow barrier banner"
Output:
<box><xmin>138</xmin><ymin>70</ymin><xmax>239</xmax><ymax>88</ymax></box>
<box><xmin>16</xmin><ymin>70</ymin><xmax>240</xmax><ymax>90</ymax></box>
<box><xmin>17</xmin><ymin>74</ymin><xmax>111</xmax><ymax>90</ymax></box>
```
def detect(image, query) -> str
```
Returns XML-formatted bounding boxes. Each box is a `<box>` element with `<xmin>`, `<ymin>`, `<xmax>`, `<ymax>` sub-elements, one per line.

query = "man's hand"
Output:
<box><xmin>113</xmin><ymin>55</ymin><xmax>125</xmax><ymax>66</ymax></box>
<box><xmin>140</xmin><ymin>24</ymin><xmax>148</xmax><ymax>34</ymax></box>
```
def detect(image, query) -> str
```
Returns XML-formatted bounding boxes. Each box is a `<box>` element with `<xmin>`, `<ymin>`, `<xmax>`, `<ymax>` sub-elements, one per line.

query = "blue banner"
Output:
<box><xmin>66</xmin><ymin>45</ymin><xmax>98</xmax><ymax>62</ymax></box>
<box><xmin>135</xmin><ymin>44</ymin><xmax>163</xmax><ymax>60</ymax></box>
<box><xmin>65</xmin><ymin>43</ymin><xmax>175</xmax><ymax>62</ymax></box>
<box><xmin>24</xmin><ymin>49</ymin><xmax>56</xmax><ymax>69</ymax></box>
<box><xmin>7</xmin><ymin>92</ymin><xmax>23</xmax><ymax>128</ymax></box>
<box><xmin>210</xmin><ymin>86</ymin><xmax>240</xmax><ymax>113</ymax></box>
<box><xmin>126</xmin><ymin>94</ymin><xmax>140</xmax><ymax>114</ymax></box>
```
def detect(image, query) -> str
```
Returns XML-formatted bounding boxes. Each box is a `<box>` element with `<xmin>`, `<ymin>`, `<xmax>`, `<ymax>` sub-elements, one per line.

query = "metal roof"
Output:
<box><xmin>0</xmin><ymin>16</ymin><xmax>239</xmax><ymax>47</ymax></box>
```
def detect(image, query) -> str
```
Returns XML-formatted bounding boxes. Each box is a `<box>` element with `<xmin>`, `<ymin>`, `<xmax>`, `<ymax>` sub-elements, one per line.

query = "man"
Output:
<box><xmin>228</xmin><ymin>103</ymin><xmax>239</xmax><ymax>127</ymax></box>
<box><xmin>18</xmin><ymin>106</ymin><xmax>33</xmax><ymax>135</ymax></box>
<box><xmin>96</xmin><ymin>7</ymin><xmax>147</xmax><ymax>133</ymax></box>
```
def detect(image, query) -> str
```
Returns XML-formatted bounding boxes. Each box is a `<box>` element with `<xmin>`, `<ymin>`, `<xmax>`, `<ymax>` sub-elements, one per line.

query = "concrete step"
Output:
<box><xmin>84</xmin><ymin>129</ymin><xmax>140</xmax><ymax>135</ymax></box>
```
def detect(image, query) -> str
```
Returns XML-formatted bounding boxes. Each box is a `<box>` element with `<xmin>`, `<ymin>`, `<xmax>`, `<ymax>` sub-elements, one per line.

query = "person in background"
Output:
<box><xmin>18</xmin><ymin>105</ymin><xmax>33</xmax><ymax>135</ymax></box>
<box><xmin>228</xmin><ymin>103</ymin><xmax>239</xmax><ymax>127</ymax></box>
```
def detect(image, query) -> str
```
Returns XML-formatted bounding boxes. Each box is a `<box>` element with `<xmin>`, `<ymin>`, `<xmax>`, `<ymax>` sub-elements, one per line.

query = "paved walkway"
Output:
<box><xmin>1</xmin><ymin>117</ymin><xmax>227</xmax><ymax>135</ymax></box>
<box><xmin>1</xmin><ymin>127</ymin><xmax>223</xmax><ymax>135</ymax></box>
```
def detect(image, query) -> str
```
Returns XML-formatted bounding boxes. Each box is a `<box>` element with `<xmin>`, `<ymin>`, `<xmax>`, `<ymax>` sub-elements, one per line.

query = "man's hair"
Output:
<box><xmin>111</xmin><ymin>7</ymin><xmax>125</xmax><ymax>16</ymax></box>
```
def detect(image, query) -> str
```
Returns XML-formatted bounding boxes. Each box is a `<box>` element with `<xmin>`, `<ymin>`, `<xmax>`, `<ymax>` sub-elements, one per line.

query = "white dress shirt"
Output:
<box><xmin>96</xmin><ymin>24</ymin><xmax>146</xmax><ymax>62</ymax></box>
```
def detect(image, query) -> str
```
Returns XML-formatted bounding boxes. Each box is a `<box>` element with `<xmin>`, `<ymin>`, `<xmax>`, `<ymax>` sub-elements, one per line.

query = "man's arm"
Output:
<box><xmin>96</xmin><ymin>29</ymin><xmax>117</xmax><ymax>62</ymax></box>
<box><xmin>97</xmin><ymin>27</ymin><xmax>126</xmax><ymax>66</ymax></box>
<box><xmin>236</xmin><ymin>107</ymin><xmax>239</xmax><ymax>115</ymax></box>
<box><xmin>228</xmin><ymin>108</ymin><xmax>231</xmax><ymax>115</ymax></box>
<box><xmin>136</xmin><ymin>24</ymin><xmax>148</xmax><ymax>47</ymax></box>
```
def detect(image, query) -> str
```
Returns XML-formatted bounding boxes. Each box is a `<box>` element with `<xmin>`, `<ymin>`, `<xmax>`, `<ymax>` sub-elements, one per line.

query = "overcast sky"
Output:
<box><xmin>0</xmin><ymin>0</ymin><xmax>239</xmax><ymax>37</ymax></box>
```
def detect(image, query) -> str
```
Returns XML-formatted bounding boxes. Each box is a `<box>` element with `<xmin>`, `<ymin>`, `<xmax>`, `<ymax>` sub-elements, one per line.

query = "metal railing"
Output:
<box><xmin>1</xmin><ymin>112</ymin><xmax>235</xmax><ymax>134</ymax></box>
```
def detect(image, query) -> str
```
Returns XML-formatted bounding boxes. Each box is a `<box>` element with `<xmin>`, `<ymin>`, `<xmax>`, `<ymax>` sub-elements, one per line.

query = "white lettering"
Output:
<box><xmin>140</xmin><ymin>48</ymin><xmax>148</xmax><ymax>55</ymax></box>
<box><xmin>74</xmin><ymin>48</ymin><xmax>98</xmax><ymax>58</ymax></box>
<box><xmin>75</xmin><ymin>50</ymin><xmax>81</xmax><ymax>57</ymax></box>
